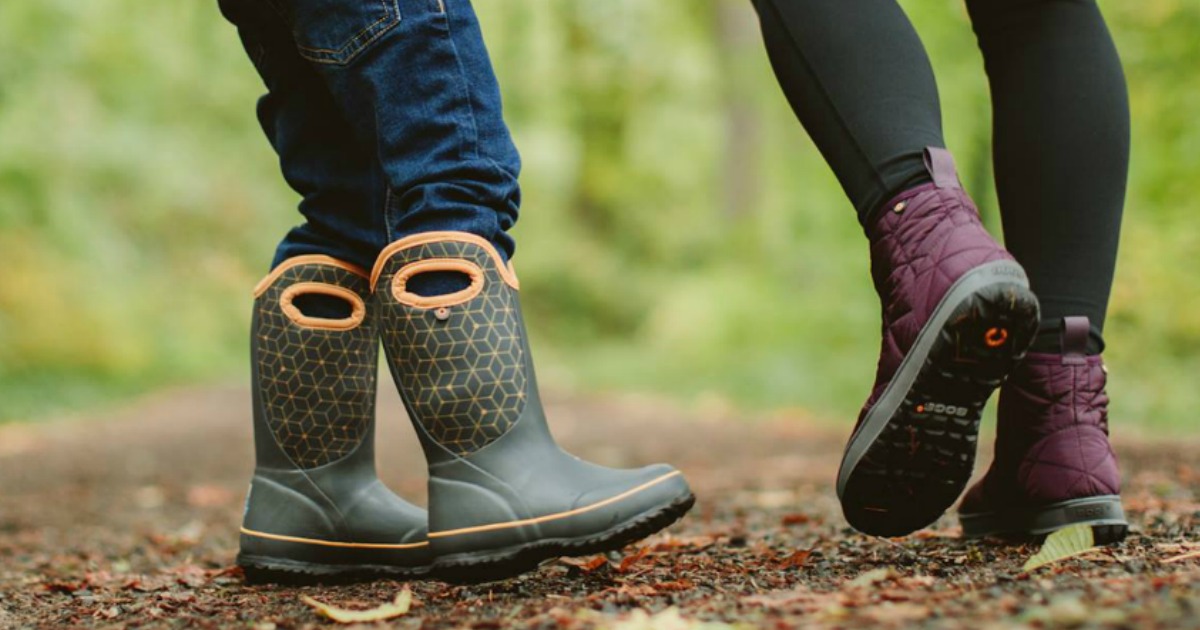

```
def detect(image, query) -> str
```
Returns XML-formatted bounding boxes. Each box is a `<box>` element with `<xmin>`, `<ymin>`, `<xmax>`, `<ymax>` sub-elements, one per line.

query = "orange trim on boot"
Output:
<box><xmin>253</xmin><ymin>255</ymin><xmax>369</xmax><ymax>297</ymax></box>
<box><xmin>427</xmin><ymin>471</ymin><xmax>683</xmax><ymax>539</ymax></box>
<box><xmin>391</xmin><ymin>258</ymin><xmax>486</xmax><ymax>309</ymax></box>
<box><xmin>279</xmin><ymin>283</ymin><xmax>367</xmax><ymax>331</ymax></box>
<box><xmin>240</xmin><ymin>527</ymin><xmax>429</xmax><ymax>550</ymax></box>
<box><xmin>369</xmin><ymin>231</ymin><xmax>519</xmax><ymax>292</ymax></box>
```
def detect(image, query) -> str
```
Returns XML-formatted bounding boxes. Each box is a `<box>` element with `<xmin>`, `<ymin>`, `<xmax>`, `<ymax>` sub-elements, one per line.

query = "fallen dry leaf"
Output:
<box><xmin>743</xmin><ymin>589</ymin><xmax>812</xmax><ymax>609</ymax></box>
<box><xmin>1023</xmin><ymin>524</ymin><xmax>1096</xmax><ymax>573</ymax></box>
<box><xmin>42</xmin><ymin>580</ymin><xmax>88</xmax><ymax>594</ymax></box>
<box><xmin>860</xmin><ymin>601</ymin><xmax>930</xmax><ymax>624</ymax></box>
<box><xmin>913</xmin><ymin>526</ymin><xmax>962</xmax><ymax>539</ymax></box>
<box><xmin>560</xmin><ymin>555</ymin><xmax>608</xmax><ymax>573</ymax></box>
<box><xmin>301</xmin><ymin>590</ymin><xmax>413</xmax><ymax>624</ymax></box>
<box><xmin>781</xmin><ymin>513</ymin><xmax>811</xmax><ymax>526</ymax></box>
<box><xmin>618</xmin><ymin>546</ymin><xmax>651</xmax><ymax>573</ymax></box>
<box><xmin>648</xmin><ymin>535</ymin><xmax>718</xmax><ymax>553</ymax></box>
<box><xmin>1162</xmin><ymin>550</ymin><xmax>1200</xmax><ymax>564</ymax></box>
<box><xmin>608</xmin><ymin>606</ymin><xmax>732</xmax><ymax>630</ymax></box>
<box><xmin>613</xmin><ymin>584</ymin><xmax>659</xmax><ymax>598</ymax></box>
<box><xmin>779</xmin><ymin>549</ymin><xmax>812</xmax><ymax>569</ymax></box>
<box><xmin>847</xmin><ymin>567</ymin><xmax>896</xmax><ymax>588</ymax></box>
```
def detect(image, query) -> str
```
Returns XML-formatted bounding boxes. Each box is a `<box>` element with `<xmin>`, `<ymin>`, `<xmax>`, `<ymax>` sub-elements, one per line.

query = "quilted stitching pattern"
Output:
<box><xmin>376</xmin><ymin>239</ymin><xmax>527</xmax><ymax>456</ymax></box>
<box><xmin>962</xmin><ymin>353</ymin><xmax>1120</xmax><ymax>510</ymax></box>
<box><xmin>859</xmin><ymin>183</ymin><xmax>1014</xmax><ymax>420</ymax></box>
<box><xmin>255</xmin><ymin>264</ymin><xmax>377</xmax><ymax>469</ymax></box>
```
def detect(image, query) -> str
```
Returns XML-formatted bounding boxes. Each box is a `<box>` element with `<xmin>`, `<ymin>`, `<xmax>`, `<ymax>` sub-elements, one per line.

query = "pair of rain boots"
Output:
<box><xmin>237</xmin><ymin>232</ymin><xmax>694</xmax><ymax>583</ymax></box>
<box><xmin>837</xmin><ymin>147</ymin><xmax>1127</xmax><ymax>543</ymax></box>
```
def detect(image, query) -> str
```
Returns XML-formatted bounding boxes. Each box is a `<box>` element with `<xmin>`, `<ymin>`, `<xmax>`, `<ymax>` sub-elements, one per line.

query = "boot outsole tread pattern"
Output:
<box><xmin>238</xmin><ymin>555</ymin><xmax>431</xmax><ymax>585</ymax></box>
<box><xmin>842</xmin><ymin>281</ymin><xmax>1040</xmax><ymax>537</ymax></box>
<box><xmin>433</xmin><ymin>494</ymin><xmax>696</xmax><ymax>584</ymax></box>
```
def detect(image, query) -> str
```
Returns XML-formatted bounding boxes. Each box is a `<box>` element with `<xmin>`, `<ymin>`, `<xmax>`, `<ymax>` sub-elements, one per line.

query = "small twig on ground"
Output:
<box><xmin>1162</xmin><ymin>550</ymin><xmax>1200</xmax><ymax>564</ymax></box>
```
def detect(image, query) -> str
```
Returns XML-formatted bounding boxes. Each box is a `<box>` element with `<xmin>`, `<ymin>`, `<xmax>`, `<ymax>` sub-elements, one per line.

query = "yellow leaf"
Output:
<box><xmin>1022</xmin><ymin>524</ymin><xmax>1096</xmax><ymax>573</ymax></box>
<box><xmin>607</xmin><ymin>607</ymin><xmax>736</xmax><ymax>630</ymax></box>
<box><xmin>847</xmin><ymin>567</ymin><xmax>895</xmax><ymax>587</ymax></box>
<box><xmin>301</xmin><ymin>590</ymin><xmax>413</xmax><ymax>624</ymax></box>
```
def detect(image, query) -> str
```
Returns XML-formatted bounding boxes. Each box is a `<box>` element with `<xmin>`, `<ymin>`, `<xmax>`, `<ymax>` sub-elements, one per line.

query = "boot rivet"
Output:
<box><xmin>893</xmin><ymin>201</ymin><xmax>907</xmax><ymax>213</ymax></box>
<box><xmin>434</xmin><ymin>307</ymin><xmax>451</xmax><ymax>321</ymax></box>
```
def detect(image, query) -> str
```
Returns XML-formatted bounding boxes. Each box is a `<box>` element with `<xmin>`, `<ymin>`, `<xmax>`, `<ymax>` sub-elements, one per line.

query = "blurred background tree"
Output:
<box><xmin>0</xmin><ymin>0</ymin><xmax>1195</xmax><ymax>433</ymax></box>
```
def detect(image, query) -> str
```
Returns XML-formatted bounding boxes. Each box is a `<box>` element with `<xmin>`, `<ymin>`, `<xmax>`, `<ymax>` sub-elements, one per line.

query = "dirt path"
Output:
<box><xmin>1</xmin><ymin>386</ymin><xmax>1197</xmax><ymax>628</ymax></box>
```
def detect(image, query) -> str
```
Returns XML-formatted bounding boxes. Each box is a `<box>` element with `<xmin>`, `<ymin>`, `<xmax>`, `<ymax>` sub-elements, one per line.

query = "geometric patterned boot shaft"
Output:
<box><xmin>240</xmin><ymin>256</ymin><xmax>431</xmax><ymax>583</ymax></box>
<box><xmin>252</xmin><ymin>256</ymin><xmax>377</xmax><ymax>468</ymax></box>
<box><xmin>372</xmin><ymin>232</ymin><xmax>526</xmax><ymax>458</ymax></box>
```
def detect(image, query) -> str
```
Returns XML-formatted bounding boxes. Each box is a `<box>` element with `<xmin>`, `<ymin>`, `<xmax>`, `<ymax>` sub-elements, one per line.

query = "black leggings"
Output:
<box><xmin>753</xmin><ymin>0</ymin><xmax>1128</xmax><ymax>350</ymax></box>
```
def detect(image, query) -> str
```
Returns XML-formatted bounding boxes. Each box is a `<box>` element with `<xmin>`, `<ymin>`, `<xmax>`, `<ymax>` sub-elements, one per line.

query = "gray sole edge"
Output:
<box><xmin>960</xmin><ymin>495</ymin><xmax>1127</xmax><ymax>537</ymax></box>
<box><xmin>837</xmin><ymin>260</ymin><xmax>1030</xmax><ymax>495</ymax></box>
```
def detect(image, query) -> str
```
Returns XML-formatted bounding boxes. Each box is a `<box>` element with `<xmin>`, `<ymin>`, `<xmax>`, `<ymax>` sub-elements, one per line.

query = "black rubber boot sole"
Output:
<box><xmin>838</xmin><ymin>261</ymin><xmax>1040</xmax><ymax>537</ymax></box>
<box><xmin>238</xmin><ymin>556</ymin><xmax>431</xmax><ymax>585</ymax></box>
<box><xmin>432</xmin><ymin>494</ymin><xmax>696</xmax><ymax>584</ymax></box>
<box><xmin>237</xmin><ymin>530</ymin><xmax>432</xmax><ymax>585</ymax></box>
<box><xmin>960</xmin><ymin>495</ymin><xmax>1129</xmax><ymax>545</ymax></box>
<box><xmin>238</xmin><ymin>554</ymin><xmax>431</xmax><ymax>585</ymax></box>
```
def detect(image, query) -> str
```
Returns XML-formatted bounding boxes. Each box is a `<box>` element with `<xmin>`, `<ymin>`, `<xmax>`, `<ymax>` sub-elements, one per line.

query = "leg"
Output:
<box><xmin>751</xmin><ymin>0</ymin><xmax>1041</xmax><ymax>537</ymax></box>
<box><xmin>276</xmin><ymin>0</ymin><xmax>521</xmax><ymax>261</ymax></box>
<box><xmin>269</xmin><ymin>0</ymin><xmax>691</xmax><ymax>580</ymax></box>
<box><xmin>959</xmin><ymin>0</ymin><xmax>1129</xmax><ymax>543</ymax></box>
<box><xmin>751</xmin><ymin>0</ymin><xmax>944</xmax><ymax>224</ymax></box>
<box><xmin>218</xmin><ymin>0</ymin><xmax>387</xmax><ymax>272</ymax></box>
<box><xmin>967</xmin><ymin>0</ymin><xmax>1128</xmax><ymax>352</ymax></box>
<box><xmin>219</xmin><ymin>0</ymin><xmax>429</xmax><ymax>581</ymax></box>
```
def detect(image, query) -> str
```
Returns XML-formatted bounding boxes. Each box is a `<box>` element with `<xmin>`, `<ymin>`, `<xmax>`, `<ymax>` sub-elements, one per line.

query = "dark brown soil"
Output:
<box><xmin>1</xmin><ymin>386</ymin><xmax>1197</xmax><ymax>628</ymax></box>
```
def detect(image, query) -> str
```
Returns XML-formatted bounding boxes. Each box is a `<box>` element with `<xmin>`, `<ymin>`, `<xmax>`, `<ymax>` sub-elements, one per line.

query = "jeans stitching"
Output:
<box><xmin>297</xmin><ymin>0</ymin><xmax>392</xmax><ymax>53</ymax></box>
<box><xmin>297</xmin><ymin>0</ymin><xmax>402</xmax><ymax>65</ymax></box>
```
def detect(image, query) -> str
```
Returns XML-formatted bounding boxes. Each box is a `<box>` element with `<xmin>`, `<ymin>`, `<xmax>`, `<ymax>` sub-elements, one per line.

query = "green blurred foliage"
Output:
<box><xmin>0</xmin><ymin>0</ymin><xmax>1195</xmax><ymax>433</ymax></box>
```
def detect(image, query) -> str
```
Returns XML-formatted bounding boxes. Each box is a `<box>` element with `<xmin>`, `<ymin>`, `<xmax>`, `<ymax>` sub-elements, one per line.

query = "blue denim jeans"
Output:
<box><xmin>218</xmin><ymin>0</ymin><xmax>521</xmax><ymax>272</ymax></box>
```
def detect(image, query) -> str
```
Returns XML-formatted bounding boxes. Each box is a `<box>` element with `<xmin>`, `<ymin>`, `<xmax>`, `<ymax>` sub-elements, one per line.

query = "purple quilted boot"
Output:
<box><xmin>959</xmin><ymin>316</ymin><xmax>1127</xmax><ymax>544</ymax></box>
<box><xmin>837</xmin><ymin>147</ymin><xmax>1040</xmax><ymax>537</ymax></box>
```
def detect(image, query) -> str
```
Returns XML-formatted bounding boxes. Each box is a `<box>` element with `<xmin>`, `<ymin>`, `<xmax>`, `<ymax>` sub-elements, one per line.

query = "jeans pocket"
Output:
<box><xmin>267</xmin><ymin>0</ymin><xmax>401</xmax><ymax>65</ymax></box>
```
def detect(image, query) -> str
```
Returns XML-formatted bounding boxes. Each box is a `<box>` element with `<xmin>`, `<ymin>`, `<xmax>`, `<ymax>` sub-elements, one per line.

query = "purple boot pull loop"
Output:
<box><xmin>1061</xmin><ymin>316</ymin><xmax>1090</xmax><ymax>365</ymax></box>
<box><xmin>923</xmin><ymin>147</ymin><xmax>962</xmax><ymax>190</ymax></box>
